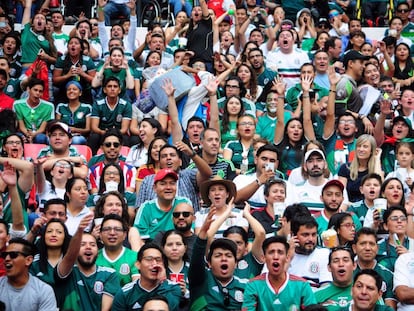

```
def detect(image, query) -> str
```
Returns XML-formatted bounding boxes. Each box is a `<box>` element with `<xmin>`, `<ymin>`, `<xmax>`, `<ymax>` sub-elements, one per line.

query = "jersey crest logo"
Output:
<box><xmin>94</xmin><ymin>281</ymin><xmax>104</xmax><ymax>294</ymax></box>
<box><xmin>238</xmin><ymin>260</ymin><xmax>248</xmax><ymax>270</ymax></box>
<box><xmin>235</xmin><ymin>290</ymin><xmax>244</xmax><ymax>302</ymax></box>
<box><xmin>132</xmin><ymin>302</ymin><xmax>141</xmax><ymax>309</ymax></box>
<box><xmin>309</xmin><ymin>262</ymin><xmax>319</xmax><ymax>273</ymax></box>
<box><xmin>120</xmin><ymin>263</ymin><xmax>131</xmax><ymax>275</ymax></box>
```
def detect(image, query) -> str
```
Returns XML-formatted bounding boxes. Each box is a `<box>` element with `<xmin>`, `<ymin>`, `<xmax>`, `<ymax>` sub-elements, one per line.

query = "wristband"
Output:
<box><xmin>97</xmin><ymin>6</ymin><xmax>104</xmax><ymax>11</ymax></box>
<box><xmin>329</xmin><ymin>89</ymin><xmax>336</xmax><ymax>93</ymax></box>
<box><xmin>256</xmin><ymin>179</ymin><xmax>262</xmax><ymax>186</ymax></box>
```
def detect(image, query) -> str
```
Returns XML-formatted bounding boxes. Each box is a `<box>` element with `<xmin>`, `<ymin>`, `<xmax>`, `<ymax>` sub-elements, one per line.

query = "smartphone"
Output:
<box><xmin>265</xmin><ymin>162</ymin><xmax>274</xmax><ymax>172</ymax></box>
<box><xmin>395</xmin><ymin>83</ymin><xmax>401</xmax><ymax>93</ymax></box>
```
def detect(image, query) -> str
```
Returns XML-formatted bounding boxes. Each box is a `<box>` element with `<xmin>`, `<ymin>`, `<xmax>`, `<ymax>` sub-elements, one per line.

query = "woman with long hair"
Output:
<box><xmin>327</xmin><ymin>212</ymin><xmax>356</xmax><ymax>248</ymax></box>
<box><xmin>393</xmin><ymin>42</ymin><xmax>414</xmax><ymax>89</ymax></box>
<box><xmin>30</xmin><ymin>219</ymin><xmax>71</xmax><ymax>285</ymax></box>
<box><xmin>223</xmin><ymin>115</ymin><xmax>256</xmax><ymax>174</ymax></box>
<box><xmin>219</xmin><ymin>96</ymin><xmax>245</xmax><ymax>148</ymax></box>
<box><xmin>93</xmin><ymin>191</ymin><xmax>142</xmax><ymax>251</ymax></box>
<box><xmin>338</xmin><ymin>134</ymin><xmax>383</xmax><ymax>202</ymax></box>
<box><xmin>235</xmin><ymin>62</ymin><xmax>262</xmax><ymax>102</ymax></box>
<box><xmin>53</xmin><ymin>36</ymin><xmax>96</xmax><ymax>104</ymax></box>
<box><xmin>91</xmin><ymin>46</ymin><xmax>134</xmax><ymax>99</ymax></box>
<box><xmin>64</xmin><ymin>177</ymin><xmax>91</xmax><ymax>235</ymax></box>
<box><xmin>88</xmin><ymin>163</ymin><xmax>136</xmax><ymax>213</ymax></box>
<box><xmin>161</xmin><ymin>230</ymin><xmax>190</xmax><ymax>310</ymax></box>
<box><xmin>127</xmin><ymin>118</ymin><xmax>163</xmax><ymax>168</ymax></box>
<box><xmin>136</xmin><ymin>136</ymin><xmax>167</xmax><ymax>193</ymax></box>
<box><xmin>344</xmin><ymin>30</ymin><xmax>366</xmax><ymax>52</ymax></box>
<box><xmin>55</xmin><ymin>81</ymin><xmax>92</xmax><ymax>145</ymax></box>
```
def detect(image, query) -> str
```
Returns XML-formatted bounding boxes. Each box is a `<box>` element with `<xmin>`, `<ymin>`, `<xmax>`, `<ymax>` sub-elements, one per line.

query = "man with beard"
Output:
<box><xmin>134</xmin><ymin>168</ymin><xmax>192</xmax><ymax>238</ymax></box>
<box><xmin>314</xmin><ymin>180</ymin><xmax>361</xmax><ymax>237</ymax></box>
<box><xmin>352</xmin><ymin>228</ymin><xmax>397</xmax><ymax>309</ymax></box>
<box><xmin>96</xmin><ymin>214</ymin><xmax>139</xmax><ymax>286</ymax></box>
<box><xmin>242</xmin><ymin>236</ymin><xmax>316</xmax><ymax>310</ymax></box>
<box><xmin>315</xmin><ymin>247</ymin><xmax>356</xmax><ymax>310</ymax></box>
<box><xmin>55</xmin><ymin>214</ymin><xmax>121</xmax><ymax>310</ymax></box>
<box><xmin>288</xmin><ymin>215</ymin><xmax>332</xmax><ymax>288</ymax></box>
<box><xmin>113</xmin><ymin>243</ymin><xmax>181</xmax><ymax>310</ymax></box>
<box><xmin>295</xmin><ymin>149</ymin><xmax>330</xmax><ymax>212</ymax></box>
<box><xmin>153</xmin><ymin>202</ymin><xmax>196</xmax><ymax>258</ymax></box>
<box><xmin>247</xmin><ymin>48</ymin><xmax>277</xmax><ymax>87</ymax></box>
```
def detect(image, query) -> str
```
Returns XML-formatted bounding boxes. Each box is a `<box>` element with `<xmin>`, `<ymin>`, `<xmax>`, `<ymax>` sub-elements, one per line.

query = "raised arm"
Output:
<box><xmin>323</xmin><ymin>67</ymin><xmax>339</xmax><ymax>139</ymax></box>
<box><xmin>57</xmin><ymin>213</ymin><xmax>94</xmax><ymax>278</ymax></box>
<box><xmin>301</xmin><ymin>75</ymin><xmax>315</xmax><ymax>141</ymax></box>
<box><xmin>242</xmin><ymin>202</ymin><xmax>265</xmax><ymax>262</ymax></box>
<box><xmin>0</xmin><ymin>157</ymin><xmax>34</xmax><ymax>193</ymax></box>
<box><xmin>162</xmin><ymin>78</ymin><xmax>183</xmax><ymax>142</ymax></box>
<box><xmin>1</xmin><ymin>162</ymin><xmax>25</xmax><ymax>232</ymax></box>
<box><xmin>205</xmin><ymin>77</ymin><xmax>220</xmax><ymax>133</ymax></box>
<box><xmin>373</xmin><ymin>100</ymin><xmax>392</xmax><ymax>147</ymax></box>
<box><xmin>22</xmin><ymin>0</ymin><xmax>33</xmax><ymax>25</ymax></box>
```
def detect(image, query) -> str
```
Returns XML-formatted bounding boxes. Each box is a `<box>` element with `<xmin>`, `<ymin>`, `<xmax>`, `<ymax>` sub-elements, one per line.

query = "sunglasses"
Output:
<box><xmin>397</xmin><ymin>9</ymin><xmax>409</xmax><ymax>13</ymax></box>
<box><xmin>173</xmin><ymin>212</ymin><xmax>192</xmax><ymax>218</ymax></box>
<box><xmin>91</xmin><ymin>23</ymin><xmax>99</xmax><ymax>26</ymax></box>
<box><xmin>104</xmin><ymin>142</ymin><xmax>121</xmax><ymax>148</ymax></box>
<box><xmin>0</xmin><ymin>251</ymin><xmax>30</xmax><ymax>259</ymax></box>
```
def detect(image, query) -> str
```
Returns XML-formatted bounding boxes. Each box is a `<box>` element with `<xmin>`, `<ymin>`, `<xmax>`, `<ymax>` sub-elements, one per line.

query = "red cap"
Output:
<box><xmin>154</xmin><ymin>168</ymin><xmax>178</xmax><ymax>183</ymax></box>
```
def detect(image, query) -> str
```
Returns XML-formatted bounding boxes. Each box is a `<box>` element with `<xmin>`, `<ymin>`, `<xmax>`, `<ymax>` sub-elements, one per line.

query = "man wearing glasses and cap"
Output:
<box><xmin>0</xmin><ymin>238</ymin><xmax>57</xmax><ymax>310</ymax></box>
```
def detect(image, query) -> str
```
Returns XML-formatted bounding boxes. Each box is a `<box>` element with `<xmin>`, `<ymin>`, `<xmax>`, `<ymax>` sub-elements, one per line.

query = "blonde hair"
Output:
<box><xmin>349</xmin><ymin>134</ymin><xmax>377</xmax><ymax>181</ymax></box>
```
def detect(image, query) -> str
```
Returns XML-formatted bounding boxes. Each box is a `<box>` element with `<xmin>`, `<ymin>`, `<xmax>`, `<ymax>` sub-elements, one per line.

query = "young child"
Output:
<box><xmin>348</xmin><ymin>173</ymin><xmax>381</xmax><ymax>227</ymax></box>
<box><xmin>385</xmin><ymin>141</ymin><xmax>414</xmax><ymax>199</ymax></box>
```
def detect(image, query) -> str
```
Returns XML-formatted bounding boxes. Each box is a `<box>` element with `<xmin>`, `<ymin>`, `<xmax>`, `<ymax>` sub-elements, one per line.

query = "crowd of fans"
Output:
<box><xmin>1</xmin><ymin>0</ymin><xmax>414</xmax><ymax>309</ymax></box>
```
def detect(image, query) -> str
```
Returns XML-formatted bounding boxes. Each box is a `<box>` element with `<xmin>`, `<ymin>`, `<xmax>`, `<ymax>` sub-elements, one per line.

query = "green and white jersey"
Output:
<box><xmin>256</xmin><ymin>112</ymin><xmax>292</xmax><ymax>143</ymax></box>
<box><xmin>112</xmin><ymin>279</ymin><xmax>182</xmax><ymax>311</ymax></box>
<box><xmin>235</xmin><ymin>252</ymin><xmax>263</xmax><ymax>282</ymax></box>
<box><xmin>314</xmin><ymin>282</ymin><xmax>352</xmax><ymax>311</ymax></box>
<box><xmin>189</xmin><ymin>237</ymin><xmax>247</xmax><ymax>311</ymax></box>
<box><xmin>354</xmin><ymin>262</ymin><xmax>395</xmax><ymax>301</ymax></box>
<box><xmin>55</xmin><ymin>102</ymin><xmax>92</xmax><ymax>129</ymax></box>
<box><xmin>2</xmin><ymin>185</ymin><xmax>28</xmax><ymax>230</ymax></box>
<box><xmin>52</xmin><ymin>32</ymin><xmax>70</xmax><ymax>55</ymax></box>
<box><xmin>348</xmin><ymin>200</ymin><xmax>370</xmax><ymax>226</ymax></box>
<box><xmin>30</xmin><ymin>254</ymin><xmax>55</xmax><ymax>286</ymax></box>
<box><xmin>90</xmin><ymin>97</ymin><xmax>132</xmax><ymax>130</ymax></box>
<box><xmin>241</xmin><ymin>272</ymin><xmax>316</xmax><ymax>311</ymax></box>
<box><xmin>96</xmin><ymin>246</ymin><xmax>139</xmax><ymax>286</ymax></box>
<box><xmin>134</xmin><ymin>196</ymin><xmax>192</xmax><ymax>239</ymax></box>
<box><xmin>13</xmin><ymin>99</ymin><xmax>54</xmax><ymax>131</ymax></box>
<box><xmin>56</xmin><ymin>264</ymin><xmax>120</xmax><ymax>311</ymax></box>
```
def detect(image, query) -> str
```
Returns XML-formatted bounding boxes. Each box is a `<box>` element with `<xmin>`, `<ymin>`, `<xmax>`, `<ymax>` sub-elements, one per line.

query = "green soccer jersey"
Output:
<box><xmin>13</xmin><ymin>98</ymin><xmax>55</xmax><ymax>132</ymax></box>
<box><xmin>348</xmin><ymin>200</ymin><xmax>370</xmax><ymax>226</ymax></box>
<box><xmin>91</xmin><ymin>97</ymin><xmax>132</xmax><ymax>131</ymax></box>
<box><xmin>112</xmin><ymin>279</ymin><xmax>182</xmax><ymax>311</ymax></box>
<box><xmin>377</xmin><ymin>237</ymin><xmax>410</xmax><ymax>272</ymax></box>
<box><xmin>314</xmin><ymin>282</ymin><xmax>352</xmax><ymax>310</ymax></box>
<box><xmin>235</xmin><ymin>252</ymin><xmax>263</xmax><ymax>282</ymax></box>
<box><xmin>30</xmin><ymin>255</ymin><xmax>55</xmax><ymax>286</ymax></box>
<box><xmin>55</xmin><ymin>102</ymin><xmax>92</xmax><ymax>129</ymax></box>
<box><xmin>2</xmin><ymin>185</ymin><xmax>28</xmax><ymax>230</ymax></box>
<box><xmin>242</xmin><ymin>273</ymin><xmax>316</xmax><ymax>311</ymax></box>
<box><xmin>354</xmin><ymin>262</ymin><xmax>395</xmax><ymax>301</ymax></box>
<box><xmin>96</xmin><ymin>247</ymin><xmax>139</xmax><ymax>286</ymax></box>
<box><xmin>256</xmin><ymin>112</ymin><xmax>292</xmax><ymax>142</ymax></box>
<box><xmin>56</xmin><ymin>265</ymin><xmax>120</xmax><ymax>311</ymax></box>
<box><xmin>189</xmin><ymin>237</ymin><xmax>247</xmax><ymax>311</ymax></box>
<box><xmin>134</xmin><ymin>197</ymin><xmax>192</xmax><ymax>239</ymax></box>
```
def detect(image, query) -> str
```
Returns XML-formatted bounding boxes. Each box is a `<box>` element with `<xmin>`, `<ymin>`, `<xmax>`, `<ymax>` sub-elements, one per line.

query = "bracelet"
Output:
<box><xmin>302</xmin><ymin>95</ymin><xmax>310</xmax><ymax>98</ymax></box>
<box><xmin>329</xmin><ymin>89</ymin><xmax>336</xmax><ymax>93</ymax></box>
<box><xmin>256</xmin><ymin>179</ymin><xmax>262</xmax><ymax>186</ymax></box>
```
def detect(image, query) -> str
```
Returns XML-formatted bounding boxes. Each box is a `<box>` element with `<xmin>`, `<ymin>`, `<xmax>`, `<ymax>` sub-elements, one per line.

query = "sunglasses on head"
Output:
<box><xmin>0</xmin><ymin>251</ymin><xmax>29</xmax><ymax>259</ymax></box>
<box><xmin>104</xmin><ymin>142</ymin><xmax>120</xmax><ymax>148</ymax></box>
<box><xmin>173</xmin><ymin>212</ymin><xmax>192</xmax><ymax>218</ymax></box>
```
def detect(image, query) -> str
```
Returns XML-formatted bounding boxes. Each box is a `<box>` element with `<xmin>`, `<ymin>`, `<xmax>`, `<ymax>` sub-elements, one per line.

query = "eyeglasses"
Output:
<box><xmin>173</xmin><ymin>211</ymin><xmax>192</xmax><ymax>218</ymax></box>
<box><xmin>397</xmin><ymin>9</ymin><xmax>409</xmax><ymax>13</ymax></box>
<box><xmin>238</xmin><ymin>122</ymin><xmax>255</xmax><ymax>126</ymax></box>
<box><xmin>5</xmin><ymin>141</ymin><xmax>22</xmax><ymax>146</ymax></box>
<box><xmin>389</xmin><ymin>215</ymin><xmax>408</xmax><ymax>222</ymax></box>
<box><xmin>338</xmin><ymin>120</ymin><xmax>355</xmax><ymax>125</ymax></box>
<box><xmin>101</xmin><ymin>226</ymin><xmax>125</xmax><ymax>233</ymax></box>
<box><xmin>225</xmin><ymin>85</ymin><xmax>240</xmax><ymax>89</ymax></box>
<box><xmin>340</xmin><ymin>223</ymin><xmax>356</xmax><ymax>229</ymax></box>
<box><xmin>54</xmin><ymin>162</ymin><xmax>72</xmax><ymax>169</ymax></box>
<box><xmin>103</xmin><ymin>142</ymin><xmax>121</xmax><ymax>148</ymax></box>
<box><xmin>104</xmin><ymin>171</ymin><xmax>120</xmax><ymax>176</ymax></box>
<box><xmin>141</xmin><ymin>256</ymin><xmax>163</xmax><ymax>263</ymax></box>
<box><xmin>91</xmin><ymin>23</ymin><xmax>99</xmax><ymax>26</ymax></box>
<box><xmin>222</xmin><ymin>287</ymin><xmax>230</xmax><ymax>306</ymax></box>
<box><xmin>0</xmin><ymin>251</ymin><xmax>30</xmax><ymax>259</ymax></box>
